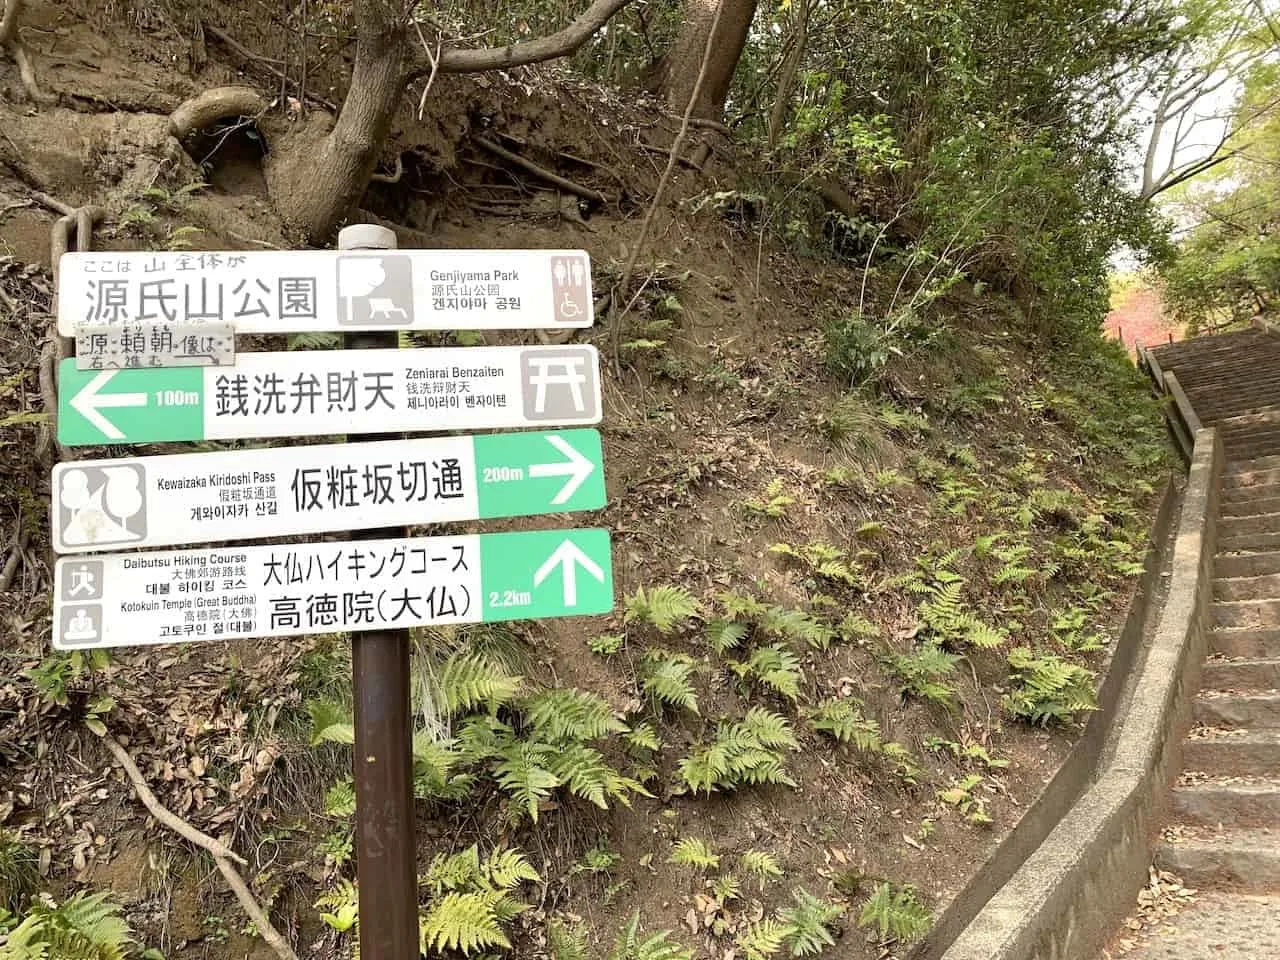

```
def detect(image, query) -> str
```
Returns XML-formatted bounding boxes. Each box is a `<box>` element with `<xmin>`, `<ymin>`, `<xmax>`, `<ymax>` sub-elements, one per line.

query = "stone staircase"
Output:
<box><xmin>1145</xmin><ymin>331</ymin><xmax>1280</xmax><ymax>927</ymax></box>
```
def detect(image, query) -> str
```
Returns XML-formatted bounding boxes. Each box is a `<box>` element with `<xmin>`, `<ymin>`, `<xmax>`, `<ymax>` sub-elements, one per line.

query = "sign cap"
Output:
<box><xmin>337</xmin><ymin>223</ymin><xmax>398</xmax><ymax>251</ymax></box>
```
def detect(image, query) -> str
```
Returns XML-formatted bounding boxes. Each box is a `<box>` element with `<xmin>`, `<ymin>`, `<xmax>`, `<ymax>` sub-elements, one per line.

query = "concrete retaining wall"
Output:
<box><xmin>938</xmin><ymin>428</ymin><xmax>1222</xmax><ymax>960</ymax></box>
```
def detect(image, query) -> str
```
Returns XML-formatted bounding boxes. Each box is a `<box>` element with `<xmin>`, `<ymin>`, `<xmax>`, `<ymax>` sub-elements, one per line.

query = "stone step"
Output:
<box><xmin>1221</xmin><ymin>514</ymin><xmax>1280</xmax><ymax>539</ymax></box>
<box><xmin>1173</xmin><ymin>779</ymin><xmax>1280</xmax><ymax>827</ymax></box>
<box><xmin>1204</xmin><ymin>658</ymin><xmax>1280</xmax><ymax>689</ymax></box>
<box><xmin>1218</xmin><ymin>551</ymin><xmax>1280</xmax><ymax>578</ymax></box>
<box><xmin>1157</xmin><ymin>830</ymin><xmax>1280</xmax><ymax>890</ymax></box>
<box><xmin>1215</xmin><ymin>600</ymin><xmax>1280</xmax><ymax>629</ymax></box>
<box><xmin>1195</xmin><ymin>692</ymin><xmax>1280</xmax><ymax>728</ymax></box>
<box><xmin>1223</xmin><ymin>496</ymin><xmax>1280</xmax><ymax>517</ymax></box>
<box><xmin>1215</xmin><ymin>573</ymin><xmax>1280</xmax><ymax>601</ymax></box>
<box><xmin>1223</xmin><ymin>483</ymin><xmax>1280</xmax><ymax>505</ymax></box>
<box><xmin>1183</xmin><ymin>729</ymin><xmax>1280</xmax><ymax>778</ymax></box>
<box><xmin>1219</xmin><ymin>531</ymin><xmax>1280</xmax><ymax>554</ymax></box>
<box><xmin>1211</xmin><ymin>630</ymin><xmax>1280</xmax><ymax>658</ymax></box>
<box><xmin>1223</xmin><ymin>468</ymin><xmax>1280</xmax><ymax>489</ymax></box>
<box><xmin>1179</xmin><ymin>368</ymin><xmax>1280</xmax><ymax>390</ymax></box>
<box><xmin>1227</xmin><ymin>457</ymin><xmax>1280</xmax><ymax>476</ymax></box>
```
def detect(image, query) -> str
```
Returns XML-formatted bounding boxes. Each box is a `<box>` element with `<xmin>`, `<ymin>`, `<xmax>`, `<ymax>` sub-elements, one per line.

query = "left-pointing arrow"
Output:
<box><xmin>69</xmin><ymin>371</ymin><xmax>148</xmax><ymax>440</ymax></box>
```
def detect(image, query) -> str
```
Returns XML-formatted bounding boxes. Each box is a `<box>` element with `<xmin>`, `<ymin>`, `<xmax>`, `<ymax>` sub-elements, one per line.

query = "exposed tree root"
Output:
<box><xmin>169</xmin><ymin>86</ymin><xmax>269</xmax><ymax>139</ymax></box>
<box><xmin>101</xmin><ymin>735</ymin><xmax>301</xmax><ymax>960</ymax></box>
<box><xmin>474</xmin><ymin>136</ymin><xmax>607</xmax><ymax>204</ymax></box>
<box><xmin>1</xmin><ymin>0</ymin><xmax>53</xmax><ymax>104</ymax></box>
<box><xmin>370</xmin><ymin>151</ymin><xmax>404</xmax><ymax>184</ymax></box>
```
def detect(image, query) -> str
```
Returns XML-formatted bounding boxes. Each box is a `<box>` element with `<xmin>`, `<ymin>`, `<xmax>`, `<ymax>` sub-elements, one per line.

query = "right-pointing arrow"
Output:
<box><xmin>528</xmin><ymin>434</ymin><xmax>595</xmax><ymax>504</ymax></box>
<box><xmin>69</xmin><ymin>371</ymin><xmax>148</xmax><ymax>441</ymax></box>
<box><xmin>533</xmin><ymin>538</ymin><xmax>605</xmax><ymax>607</ymax></box>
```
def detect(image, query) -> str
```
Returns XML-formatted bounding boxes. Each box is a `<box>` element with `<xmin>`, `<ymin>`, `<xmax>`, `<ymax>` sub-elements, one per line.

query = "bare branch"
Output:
<box><xmin>102</xmin><ymin>735</ymin><xmax>300</xmax><ymax>960</ymax></box>
<box><xmin>406</xmin><ymin>0</ymin><xmax>633</xmax><ymax>79</ymax></box>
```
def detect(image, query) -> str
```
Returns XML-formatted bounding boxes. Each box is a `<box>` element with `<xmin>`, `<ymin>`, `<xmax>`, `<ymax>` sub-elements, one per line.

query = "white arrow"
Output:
<box><xmin>533</xmin><ymin>539</ymin><xmax>605</xmax><ymax>607</ymax></box>
<box><xmin>528</xmin><ymin>434</ymin><xmax>595</xmax><ymax>504</ymax></box>
<box><xmin>70</xmin><ymin>371</ymin><xmax>148</xmax><ymax>440</ymax></box>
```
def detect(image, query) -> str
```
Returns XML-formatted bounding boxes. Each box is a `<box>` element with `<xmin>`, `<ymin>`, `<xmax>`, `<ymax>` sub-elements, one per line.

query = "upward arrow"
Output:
<box><xmin>533</xmin><ymin>539</ymin><xmax>605</xmax><ymax>607</ymax></box>
<box><xmin>528</xmin><ymin>434</ymin><xmax>595</xmax><ymax>504</ymax></box>
<box><xmin>69</xmin><ymin>371</ymin><xmax>148</xmax><ymax>440</ymax></box>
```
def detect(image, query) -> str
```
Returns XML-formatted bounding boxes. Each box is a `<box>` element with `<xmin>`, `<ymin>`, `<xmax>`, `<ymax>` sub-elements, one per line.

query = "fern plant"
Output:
<box><xmin>776</xmin><ymin>887</ymin><xmax>843</xmax><ymax>956</ymax></box>
<box><xmin>1002</xmin><ymin>647</ymin><xmax>1097</xmax><ymax>726</ymax></box>
<box><xmin>882</xmin><ymin>642</ymin><xmax>960</xmax><ymax>709</ymax></box>
<box><xmin>729</xmin><ymin>644</ymin><xmax>804</xmax><ymax>700</ymax></box>
<box><xmin>808</xmin><ymin>699</ymin><xmax>882</xmax><ymax>751</ymax></box>
<box><xmin>679</xmin><ymin>709</ymin><xmax>797</xmax><ymax>794</ymax></box>
<box><xmin>769</xmin><ymin>541</ymin><xmax>861</xmax><ymax>587</ymax></box>
<box><xmin>607</xmin><ymin>913</ymin><xmax>694</xmax><ymax>960</ymax></box>
<box><xmin>740</xmin><ymin>850</ymin><xmax>784</xmax><ymax>889</ymax></box>
<box><xmin>625</xmin><ymin>585</ymin><xmax>700</xmax><ymax>634</ymax></box>
<box><xmin>857</xmin><ymin>882</ymin><xmax>930</xmax><ymax>943</ymax></box>
<box><xmin>668</xmin><ymin>837</ymin><xmax>720</xmax><ymax>870</ymax></box>
<box><xmin>417</xmin><ymin>845</ymin><xmax>540</xmax><ymax>955</ymax></box>
<box><xmin>640</xmin><ymin>651</ymin><xmax>699</xmax><ymax>714</ymax></box>
<box><xmin>438</xmin><ymin>652</ymin><xmax>522</xmax><ymax>715</ymax></box>
<box><xmin>2</xmin><ymin>892</ymin><xmax>134</xmax><ymax>960</ymax></box>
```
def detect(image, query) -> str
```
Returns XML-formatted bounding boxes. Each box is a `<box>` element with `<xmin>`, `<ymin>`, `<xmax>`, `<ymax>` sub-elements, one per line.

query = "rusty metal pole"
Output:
<box><xmin>337</xmin><ymin>223</ymin><xmax>418</xmax><ymax>960</ymax></box>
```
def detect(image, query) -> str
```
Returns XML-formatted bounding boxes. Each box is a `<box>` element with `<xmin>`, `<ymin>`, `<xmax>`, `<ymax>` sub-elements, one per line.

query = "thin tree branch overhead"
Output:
<box><xmin>406</xmin><ymin>0</ymin><xmax>634</xmax><ymax>79</ymax></box>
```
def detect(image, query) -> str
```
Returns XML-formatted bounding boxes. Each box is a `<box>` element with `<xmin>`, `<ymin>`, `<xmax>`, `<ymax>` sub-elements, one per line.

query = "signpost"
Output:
<box><xmin>51</xmin><ymin>429</ymin><xmax>606</xmax><ymax>553</ymax></box>
<box><xmin>56</xmin><ymin>248</ymin><xmax>595</xmax><ymax>335</ymax></box>
<box><xmin>51</xmin><ymin>527</ymin><xmax>614</xmax><ymax>650</ymax></box>
<box><xmin>57</xmin><ymin>344</ymin><xmax>602</xmax><ymax>445</ymax></box>
<box><xmin>49</xmin><ymin>224</ymin><xmax>613</xmax><ymax>960</ymax></box>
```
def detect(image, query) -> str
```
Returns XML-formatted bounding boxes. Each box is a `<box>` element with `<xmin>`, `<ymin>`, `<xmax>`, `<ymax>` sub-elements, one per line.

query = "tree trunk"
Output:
<box><xmin>266</xmin><ymin>0</ymin><xmax>408</xmax><ymax>241</ymax></box>
<box><xmin>654</xmin><ymin>0</ymin><xmax>757</xmax><ymax>120</ymax></box>
<box><xmin>767</xmin><ymin>0</ymin><xmax>809</xmax><ymax>149</ymax></box>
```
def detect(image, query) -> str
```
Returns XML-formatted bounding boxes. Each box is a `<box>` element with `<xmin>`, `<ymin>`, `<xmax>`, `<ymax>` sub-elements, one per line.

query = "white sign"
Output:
<box><xmin>57</xmin><ymin>344</ymin><xmax>602</xmax><ymax>446</ymax></box>
<box><xmin>50</xmin><ymin>430</ymin><xmax>605</xmax><ymax>555</ymax></box>
<box><xmin>51</xmin><ymin>528</ymin><xmax>614</xmax><ymax>649</ymax></box>
<box><xmin>75</xmin><ymin>323</ymin><xmax>235</xmax><ymax>370</ymax></box>
<box><xmin>56</xmin><ymin>249</ymin><xmax>594</xmax><ymax>335</ymax></box>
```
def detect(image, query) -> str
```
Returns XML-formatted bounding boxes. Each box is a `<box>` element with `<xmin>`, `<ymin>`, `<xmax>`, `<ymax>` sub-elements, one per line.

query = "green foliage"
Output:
<box><xmin>438</xmin><ymin>652</ymin><xmax>522</xmax><ymax>715</ymax></box>
<box><xmin>706</xmin><ymin>619</ymin><xmax>751</xmax><ymax>654</ymax></box>
<box><xmin>548</xmin><ymin>920</ymin><xmax>590</xmax><ymax>960</ymax></box>
<box><xmin>668</xmin><ymin>837</ymin><xmax>719</xmax><ymax>871</ymax></box>
<box><xmin>0</xmin><ymin>834</ymin><xmax>38</xmax><ymax>914</ymax></box>
<box><xmin>917</xmin><ymin>576</ymin><xmax>1007</xmax><ymax>651</ymax></box>
<box><xmin>776</xmin><ymin>887</ymin><xmax>843</xmax><ymax>957</ymax></box>
<box><xmin>26</xmin><ymin>650</ymin><xmax>109</xmax><ymax>709</ymax></box>
<box><xmin>679</xmin><ymin>709</ymin><xmax>798</xmax><ymax>794</ymax></box>
<box><xmin>737</xmin><ymin>918</ymin><xmax>791</xmax><ymax>960</ymax></box>
<box><xmin>640</xmin><ymin>652</ymin><xmax>699</xmax><ymax>714</ymax></box>
<box><xmin>740</xmin><ymin>850</ymin><xmax>784</xmax><ymax>889</ymax></box>
<box><xmin>1</xmin><ymin>892</ymin><xmax>134</xmax><ymax>960</ymax></box>
<box><xmin>937</xmin><ymin>774</ymin><xmax>993</xmax><ymax>826</ymax></box>
<box><xmin>883</xmin><ymin>643</ymin><xmax>960</xmax><ymax>709</ymax></box>
<box><xmin>857</xmin><ymin>883</ymin><xmax>931</xmax><ymax>944</ymax></box>
<box><xmin>1002</xmin><ymin>648</ymin><xmax>1098</xmax><ymax>726</ymax></box>
<box><xmin>418</xmin><ymin>845</ymin><xmax>540</xmax><ymax>955</ymax></box>
<box><xmin>743</xmin><ymin>479</ymin><xmax>796</xmax><ymax>519</ymax></box>
<box><xmin>730</xmin><ymin>644</ymin><xmax>805</xmax><ymax>700</ymax></box>
<box><xmin>307</xmin><ymin>699</ymin><xmax>354</xmax><ymax>746</ymax></box>
<box><xmin>625</xmin><ymin>586</ymin><xmax>700</xmax><ymax>635</ymax></box>
<box><xmin>523</xmin><ymin>688</ymin><xmax>627</xmax><ymax>742</ymax></box>
<box><xmin>323</xmin><ymin>779</ymin><xmax>357</xmax><ymax>817</ymax></box>
<box><xmin>315</xmin><ymin>880</ymin><xmax>358</xmax><ymax>933</ymax></box>
<box><xmin>589</xmin><ymin>634</ymin><xmax>625</xmax><ymax>656</ymax></box>
<box><xmin>769</xmin><ymin>541</ymin><xmax>861</xmax><ymax>588</ymax></box>
<box><xmin>607</xmin><ymin>913</ymin><xmax>694</xmax><ymax>960</ymax></box>
<box><xmin>808</xmin><ymin>699</ymin><xmax>882</xmax><ymax>751</ymax></box>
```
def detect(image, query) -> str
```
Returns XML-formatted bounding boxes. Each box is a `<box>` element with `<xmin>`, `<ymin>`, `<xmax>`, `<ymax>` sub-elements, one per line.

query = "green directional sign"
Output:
<box><xmin>58</xmin><ymin>364</ymin><xmax>202</xmax><ymax>446</ymax></box>
<box><xmin>481</xmin><ymin>528</ymin><xmax>614</xmax><ymax>622</ymax></box>
<box><xmin>474</xmin><ymin>429</ymin><xmax>604</xmax><ymax>517</ymax></box>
